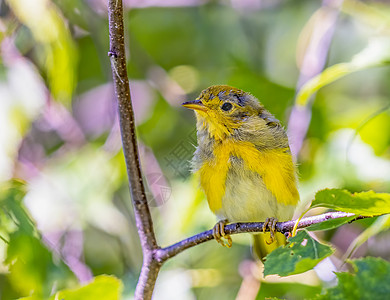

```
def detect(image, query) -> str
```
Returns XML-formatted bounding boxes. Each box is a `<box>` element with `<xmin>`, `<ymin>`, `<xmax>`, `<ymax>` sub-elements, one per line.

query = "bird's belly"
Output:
<box><xmin>216</xmin><ymin>164</ymin><xmax>295</xmax><ymax>222</ymax></box>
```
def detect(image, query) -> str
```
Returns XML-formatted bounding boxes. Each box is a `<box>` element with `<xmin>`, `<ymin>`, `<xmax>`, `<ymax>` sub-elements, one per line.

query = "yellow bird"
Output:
<box><xmin>182</xmin><ymin>85</ymin><xmax>299</xmax><ymax>259</ymax></box>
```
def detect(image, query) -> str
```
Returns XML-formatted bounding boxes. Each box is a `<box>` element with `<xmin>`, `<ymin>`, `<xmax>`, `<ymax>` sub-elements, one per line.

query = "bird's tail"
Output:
<box><xmin>252</xmin><ymin>232</ymin><xmax>286</xmax><ymax>261</ymax></box>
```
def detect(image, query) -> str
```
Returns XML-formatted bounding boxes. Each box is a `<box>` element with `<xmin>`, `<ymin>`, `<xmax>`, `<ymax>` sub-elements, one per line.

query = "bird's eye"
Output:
<box><xmin>221</xmin><ymin>102</ymin><xmax>233</xmax><ymax>111</ymax></box>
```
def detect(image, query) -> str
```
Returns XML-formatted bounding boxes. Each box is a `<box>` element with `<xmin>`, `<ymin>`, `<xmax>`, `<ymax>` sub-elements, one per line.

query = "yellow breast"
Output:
<box><xmin>197</xmin><ymin>139</ymin><xmax>299</xmax><ymax>216</ymax></box>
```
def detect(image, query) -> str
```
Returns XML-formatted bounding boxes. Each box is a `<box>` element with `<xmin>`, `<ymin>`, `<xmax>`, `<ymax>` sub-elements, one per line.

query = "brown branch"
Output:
<box><xmin>107</xmin><ymin>1</ymin><xmax>160</xmax><ymax>299</ymax></box>
<box><xmin>154</xmin><ymin>212</ymin><xmax>366</xmax><ymax>263</ymax></box>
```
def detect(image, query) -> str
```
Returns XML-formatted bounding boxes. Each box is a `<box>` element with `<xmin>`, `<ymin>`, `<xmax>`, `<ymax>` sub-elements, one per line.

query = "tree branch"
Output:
<box><xmin>107</xmin><ymin>1</ymin><xmax>160</xmax><ymax>299</ymax></box>
<box><xmin>155</xmin><ymin>212</ymin><xmax>364</xmax><ymax>263</ymax></box>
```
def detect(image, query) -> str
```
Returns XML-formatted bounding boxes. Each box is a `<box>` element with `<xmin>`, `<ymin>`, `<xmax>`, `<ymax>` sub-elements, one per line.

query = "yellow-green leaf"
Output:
<box><xmin>51</xmin><ymin>275</ymin><xmax>123</xmax><ymax>300</ymax></box>
<box><xmin>311</xmin><ymin>189</ymin><xmax>390</xmax><ymax>216</ymax></box>
<box><xmin>7</xmin><ymin>0</ymin><xmax>77</xmax><ymax>105</ymax></box>
<box><xmin>296</xmin><ymin>63</ymin><xmax>354</xmax><ymax>106</ymax></box>
<box><xmin>256</xmin><ymin>282</ymin><xmax>321</xmax><ymax>300</ymax></box>
<box><xmin>306</xmin><ymin>215</ymin><xmax>357</xmax><ymax>232</ymax></box>
<box><xmin>296</xmin><ymin>37</ymin><xmax>390</xmax><ymax>106</ymax></box>
<box><xmin>263</xmin><ymin>230</ymin><xmax>334</xmax><ymax>277</ymax></box>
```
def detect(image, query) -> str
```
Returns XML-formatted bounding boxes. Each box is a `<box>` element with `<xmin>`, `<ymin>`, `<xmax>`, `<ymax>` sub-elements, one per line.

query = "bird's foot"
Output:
<box><xmin>212</xmin><ymin>219</ymin><xmax>232</xmax><ymax>248</ymax></box>
<box><xmin>262</xmin><ymin>217</ymin><xmax>278</xmax><ymax>245</ymax></box>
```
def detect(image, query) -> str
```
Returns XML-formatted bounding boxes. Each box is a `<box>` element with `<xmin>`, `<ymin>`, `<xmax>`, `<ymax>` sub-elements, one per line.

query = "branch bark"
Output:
<box><xmin>107</xmin><ymin>1</ymin><xmax>160</xmax><ymax>299</ymax></box>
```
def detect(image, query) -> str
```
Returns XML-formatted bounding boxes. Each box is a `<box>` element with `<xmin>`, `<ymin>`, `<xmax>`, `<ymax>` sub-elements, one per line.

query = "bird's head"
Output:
<box><xmin>182</xmin><ymin>85</ymin><xmax>268</xmax><ymax>140</ymax></box>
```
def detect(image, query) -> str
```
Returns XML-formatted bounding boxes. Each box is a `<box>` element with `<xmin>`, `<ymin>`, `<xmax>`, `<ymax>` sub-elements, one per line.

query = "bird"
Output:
<box><xmin>182</xmin><ymin>85</ymin><xmax>299</xmax><ymax>259</ymax></box>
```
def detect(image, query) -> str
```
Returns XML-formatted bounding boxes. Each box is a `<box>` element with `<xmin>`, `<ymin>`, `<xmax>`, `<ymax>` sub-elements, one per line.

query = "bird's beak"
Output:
<box><xmin>182</xmin><ymin>99</ymin><xmax>207</xmax><ymax>112</ymax></box>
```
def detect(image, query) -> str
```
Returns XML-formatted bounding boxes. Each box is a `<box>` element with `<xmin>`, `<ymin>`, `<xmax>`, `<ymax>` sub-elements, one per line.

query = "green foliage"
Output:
<box><xmin>6</xmin><ymin>232</ymin><xmax>52</xmax><ymax>297</ymax></box>
<box><xmin>0</xmin><ymin>180</ymin><xmax>75</xmax><ymax>298</ymax></box>
<box><xmin>306</xmin><ymin>216</ymin><xmax>357</xmax><ymax>232</ymax></box>
<box><xmin>263</xmin><ymin>230</ymin><xmax>334</xmax><ymax>277</ymax></box>
<box><xmin>50</xmin><ymin>275</ymin><xmax>123</xmax><ymax>300</ymax></box>
<box><xmin>256</xmin><ymin>282</ymin><xmax>321</xmax><ymax>300</ymax></box>
<box><xmin>311</xmin><ymin>189</ymin><xmax>390</xmax><ymax>215</ymax></box>
<box><xmin>7</xmin><ymin>0</ymin><xmax>78</xmax><ymax>105</ymax></box>
<box><xmin>17</xmin><ymin>275</ymin><xmax>123</xmax><ymax>300</ymax></box>
<box><xmin>296</xmin><ymin>38</ymin><xmax>390</xmax><ymax>106</ymax></box>
<box><xmin>317</xmin><ymin>257</ymin><xmax>390</xmax><ymax>300</ymax></box>
<box><xmin>297</xmin><ymin>63</ymin><xmax>355</xmax><ymax>106</ymax></box>
<box><xmin>0</xmin><ymin>180</ymin><xmax>33</xmax><ymax>236</ymax></box>
<box><xmin>261</xmin><ymin>257</ymin><xmax>390</xmax><ymax>300</ymax></box>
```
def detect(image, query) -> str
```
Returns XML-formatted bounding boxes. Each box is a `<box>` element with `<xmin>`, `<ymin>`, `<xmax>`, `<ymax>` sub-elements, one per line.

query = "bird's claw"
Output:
<box><xmin>213</xmin><ymin>219</ymin><xmax>232</xmax><ymax>248</ymax></box>
<box><xmin>262</xmin><ymin>217</ymin><xmax>278</xmax><ymax>245</ymax></box>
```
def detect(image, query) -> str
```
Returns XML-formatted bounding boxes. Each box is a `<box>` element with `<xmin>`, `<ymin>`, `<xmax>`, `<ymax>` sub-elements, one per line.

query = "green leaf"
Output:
<box><xmin>6</xmin><ymin>232</ymin><xmax>50</xmax><ymax>296</ymax></box>
<box><xmin>317</xmin><ymin>257</ymin><xmax>390</xmax><ymax>299</ymax></box>
<box><xmin>296</xmin><ymin>37</ymin><xmax>390</xmax><ymax>106</ymax></box>
<box><xmin>0</xmin><ymin>180</ymin><xmax>36</xmax><ymax>236</ymax></box>
<box><xmin>311</xmin><ymin>189</ymin><xmax>390</xmax><ymax>215</ymax></box>
<box><xmin>306</xmin><ymin>215</ymin><xmax>357</xmax><ymax>232</ymax></box>
<box><xmin>51</xmin><ymin>275</ymin><xmax>123</xmax><ymax>300</ymax></box>
<box><xmin>17</xmin><ymin>296</ymin><xmax>41</xmax><ymax>300</ymax></box>
<box><xmin>263</xmin><ymin>230</ymin><xmax>334</xmax><ymax>277</ymax></box>
<box><xmin>296</xmin><ymin>63</ymin><xmax>354</xmax><ymax>106</ymax></box>
<box><xmin>1</xmin><ymin>180</ymin><xmax>75</xmax><ymax>298</ymax></box>
<box><xmin>6</xmin><ymin>231</ymin><xmax>75</xmax><ymax>298</ymax></box>
<box><xmin>8</xmin><ymin>0</ymin><xmax>77</xmax><ymax>105</ymax></box>
<box><xmin>256</xmin><ymin>282</ymin><xmax>321</xmax><ymax>300</ymax></box>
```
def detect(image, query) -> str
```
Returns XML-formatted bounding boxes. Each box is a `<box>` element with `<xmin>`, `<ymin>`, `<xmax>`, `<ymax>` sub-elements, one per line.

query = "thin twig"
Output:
<box><xmin>107</xmin><ymin>1</ymin><xmax>160</xmax><ymax>299</ymax></box>
<box><xmin>155</xmin><ymin>211</ymin><xmax>366</xmax><ymax>263</ymax></box>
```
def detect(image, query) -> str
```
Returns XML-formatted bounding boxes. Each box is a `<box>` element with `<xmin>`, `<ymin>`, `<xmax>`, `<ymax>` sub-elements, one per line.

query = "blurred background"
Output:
<box><xmin>1</xmin><ymin>0</ymin><xmax>390</xmax><ymax>299</ymax></box>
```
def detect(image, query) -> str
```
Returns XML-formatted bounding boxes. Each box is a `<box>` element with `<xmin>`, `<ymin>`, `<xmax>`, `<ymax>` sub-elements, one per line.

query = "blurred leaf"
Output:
<box><xmin>355</xmin><ymin>105</ymin><xmax>390</xmax><ymax>156</ymax></box>
<box><xmin>317</xmin><ymin>257</ymin><xmax>390</xmax><ymax>299</ymax></box>
<box><xmin>263</xmin><ymin>230</ymin><xmax>333</xmax><ymax>277</ymax></box>
<box><xmin>1</xmin><ymin>180</ymin><xmax>74</xmax><ymax>298</ymax></box>
<box><xmin>344</xmin><ymin>214</ymin><xmax>390</xmax><ymax>260</ymax></box>
<box><xmin>7</xmin><ymin>0</ymin><xmax>77</xmax><ymax>105</ymax></box>
<box><xmin>311</xmin><ymin>189</ymin><xmax>390</xmax><ymax>215</ymax></box>
<box><xmin>0</xmin><ymin>179</ymin><xmax>34</xmax><ymax>236</ymax></box>
<box><xmin>296</xmin><ymin>37</ymin><xmax>390</xmax><ymax>106</ymax></box>
<box><xmin>6</xmin><ymin>232</ymin><xmax>51</xmax><ymax>297</ymax></box>
<box><xmin>51</xmin><ymin>275</ymin><xmax>123</xmax><ymax>300</ymax></box>
<box><xmin>296</xmin><ymin>63</ymin><xmax>353</xmax><ymax>106</ymax></box>
<box><xmin>75</xmin><ymin>36</ymin><xmax>107</xmax><ymax>93</ymax></box>
<box><xmin>52</xmin><ymin>0</ymin><xmax>91</xmax><ymax>30</ymax></box>
<box><xmin>343</xmin><ymin>0</ymin><xmax>390</xmax><ymax>34</ymax></box>
<box><xmin>5</xmin><ymin>230</ymin><xmax>75</xmax><ymax>298</ymax></box>
<box><xmin>256</xmin><ymin>282</ymin><xmax>321</xmax><ymax>300</ymax></box>
<box><xmin>129</xmin><ymin>8</ymin><xmax>199</xmax><ymax>70</ymax></box>
<box><xmin>306</xmin><ymin>215</ymin><xmax>357</xmax><ymax>232</ymax></box>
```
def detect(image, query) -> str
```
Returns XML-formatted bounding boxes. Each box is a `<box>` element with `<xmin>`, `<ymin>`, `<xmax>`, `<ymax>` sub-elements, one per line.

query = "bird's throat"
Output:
<box><xmin>196</xmin><ymin>112</ymin><xmax>238</xmax><ymax>141</ymax></box>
